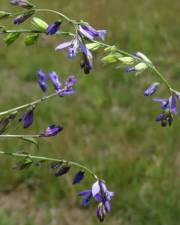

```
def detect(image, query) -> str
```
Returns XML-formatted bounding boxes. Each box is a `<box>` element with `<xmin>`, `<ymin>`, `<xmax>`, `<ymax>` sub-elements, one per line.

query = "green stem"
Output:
<box><xmin>0</xmin><ymin>150</ymin><xmax>98</xmax><ymax>179</ymax></box>
<box><xmin>35</xmin><ymin>9</ymin><xmax>75</xmax><ymax>24</ymax></box>
<box><xmin>0</xmin><ymin>134</ymin><xmax>40</xmax><ymax>138</ymax></box>
<box><xmin>0</xmin><ymin>90</ymin><xmax>64</xmax><ymax>117</ymax></box>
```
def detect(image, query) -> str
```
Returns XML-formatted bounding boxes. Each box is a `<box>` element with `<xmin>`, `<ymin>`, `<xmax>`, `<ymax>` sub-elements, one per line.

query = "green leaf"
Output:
<box><xmin>24</xmin><ymin>33</ymin><xmax>39</xmax><ymax>46</ymax></box>
<box><xmin>4</xmin><ymin>32</ymin><xmax>21</xmax><ymax>46</ymax></box>
<box><xmin>20</xmin><ymin>137</ymin><xmax>39</xmax><ymax>149</ymax></box>
<box><xmin>14</xmin><ymin>156</ymin><xmax>33</xmax><ymax>170</ymax></box>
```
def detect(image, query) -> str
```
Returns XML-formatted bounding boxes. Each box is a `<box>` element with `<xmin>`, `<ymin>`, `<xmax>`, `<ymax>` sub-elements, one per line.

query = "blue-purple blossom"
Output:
<box><xmin>19</xmin><ymin>108</ymin><xmax>34</xmax><ymax>128</ymax></box>
<box><xmin>49</xmin><ymin>71</ymin><xmax>62</xmax><ymax>91</ymax></box>
<box><xmin>55</xmin><ymin>36</ymin><xmax>80</xmax><ymax>59</ymax></box>
<box><xmin>144</xmin><ymin>82</ymin><xmax>160</xmax><ymax>96</ymax></box>
<box><xmin>47</xmin><ymin>21</ymin><xmax>61</xmax><ymax>35</ymax></box>
<box><xmin>10</xmin><ymin>0</ymin><xmax>33</xmax><ymax>9</ymax></box>
<box><xmin>37</xmin><ymin>69</ymin><xmax>46</xmax><ymax>93</ymax></box>
<box><xmin>169</xmin><ymin>95</ymin><xmax>177</xmax><ymax>115</ymax></box>
<box><xmin>79</xmin><ymin>180</ymin><xmax>114</xmax><ymax>221</ymax></box>
<box><xmin>78</xmin><ymin>190</ymin><xmax>92</xmax><ymax>206</ymax></box>
<box><xmin>55</xmin><ymin>36</ymin><xmax>93</xmax><ymax>73</ymax></box>
<box><xmin>73</xmin><ymin>171</ymin><xmax>85</xmax><ymax>184</ymax></box>
<box><xmin>153</xmin><ymin>95</ymin><xmax>177</xmax><ymax>126</ymax></box>
<box><xmin>63</xmin><ymin>75</ymin><xmax>77</xmax><ymax>95</ymax></box>
<box><xmin>41</xmin><ymin>124</ymin><xmax>63</xmax><ymax>137</ymax></box>
<box><xmin>79</xmin><ymin>24</ymin><xmax>107</xmax><ymax>40</ymax></box>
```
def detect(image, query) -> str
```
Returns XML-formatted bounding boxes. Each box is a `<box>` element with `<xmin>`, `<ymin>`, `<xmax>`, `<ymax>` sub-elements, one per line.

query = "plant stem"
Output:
<box><xmin>35</xmin><ymin>9</ymin><xmax>75</xmax><ymax>24</ymax></box>
<box><xmin>0</xmin><ymin>90</ymin><xmax>64</xmax><ymax>117</ymax></box>
<box><xmin>0</xmin><ymin>134</ymin><xmax>40</xmax><ymax>138</ymax></box>
<box><xmin>0</xmin><ymin>150</ymin><xmax>98</xmax><ymax>179</ymax></box>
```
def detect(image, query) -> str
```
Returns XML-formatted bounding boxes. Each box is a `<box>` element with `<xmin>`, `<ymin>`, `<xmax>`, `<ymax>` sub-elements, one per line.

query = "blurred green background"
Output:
<box><xmin>0</xmin><ymin>0</ymin><xmax>180</xmax><ymax>224</ymax></box>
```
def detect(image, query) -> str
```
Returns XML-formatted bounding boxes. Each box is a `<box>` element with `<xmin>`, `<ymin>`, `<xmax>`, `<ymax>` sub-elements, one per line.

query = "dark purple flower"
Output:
<box><xmin>79</xmin><ymin>24</ymin><xmax>107</xmax><ymax>40</ymax></box>
<box><xmin>13</xmin><ymin>10</ymin><xmax>34</xmax><ymax>25</ymax></box>
<box><xmin>47</xmin><ymin>21</ymin><xmax>61</xmax><ymax>35</ymax></box>
<box><xmin>51</xmin><ymin>162</ymin><xmax>61</xmax><ymax>170</ymax></box>
<box><xmin>49</xmin><ymin>71</ymin><xmax>62</xmax><ymax>91</ymax></box>
<box><xmin>41</xmin><ymin>124</ymin><xmax>63</xmax><ymax>137</ymax></box>
<box><xmin>10</xmin><ymin>0</ymin><xmax>33</xmax><ymax>9</ymax></box>
<box><xmin>73</xmin><ymin>171</ymin><xmax>85</xmax><ymax>184</ymax></box>
<box><xmin>54</xmin><ymin>165</ymin><xmax>71</xmax><ymax>176</ymax></box>
<box><xmin>19</xmin><ymin>108</ymin><xmax>34</xmax><ymax>128</ymax></box>
<box><xmin>37</xmin><ymin>69</ymin><xmax>46</xmax><ymax>93</ymax></box>
<box><xmin>144</xmin><ymin>82</ymin><xmax>160</xmax><ymax>96</ymax></box>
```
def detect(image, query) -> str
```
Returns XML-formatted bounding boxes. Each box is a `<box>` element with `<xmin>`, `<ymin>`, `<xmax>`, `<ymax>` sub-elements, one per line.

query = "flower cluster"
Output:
<box><xmin>37</xmin><ymin>69</ymin><xmax>77</xmax><ymax>95</ymax></box>
<box><xmin>79</xmin><ymin>180</ymin><xmax>114</xmax><ymax>222</ymax></box>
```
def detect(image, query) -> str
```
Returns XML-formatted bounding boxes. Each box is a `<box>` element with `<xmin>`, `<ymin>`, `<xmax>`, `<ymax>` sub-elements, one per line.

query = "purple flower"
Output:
<box><xmin>65</xmin><ymin>75</ymin><xmax>77</xmax><ymax>88</ymax></box>
<box><xmin>79</xmin><ymin>180</ymin><xmax>114</xmax><ymax>221</ymax></box>
<box><xmin>37</xmin><ymin>69</ymin><xmax>46</xmax><ymax>93</ymax></box>
<box><xmin>169</xmin><ymin>95</ymin><xmax>177</xmax><ymax>115</ymax></box>
<box><xmin>78</xmin><ymin>190</ymin><xmax>92</xmax><ymax>206</ymax></box>
<box><xmin>153</xmin><ymin>96</ymin><xmax>177</xmax><ymax>127</ymax></box>
<box><xmin>55</xmin><ymin>36</ymin><xmax>93</xmax><ymax>73</ymax></box>
<box><xmin>54</xmin><ymin>165</ymin><xmax>71</xmax><ymax>176</ymax></box>
<box><xmin>153</xmin><ymin>98</ymin><xmax>169</xmax><ymax>109</ymax></box>
<box><xmin>144</xmin><ymin>82</ymin><xmax>160</xmax><ymax>96</ymax></box>
<box><xmin>47</xmin><ymin>21</ymin><xmax>61</xmax><ymax>35</ymax></box>
<box><xmin>55</xmin><ymin>36</ymin><xmax>80</xmax><ymax>59</ymax></box>
<box><xmin>19</xmin><ymin>108</ymin><xmax>34</xmax><ymax>128</ymax></box>
<box><xmin>13</xmin><ymin>10</ymin><xmax>34</xmax><ymax>25</ymax></box>
<box><xmin>49</xmin><ymin>71</ymin><xmax>62</xmax><ymax>91</ymax></box>
<box><xmin>10</xmin><ymin>0</ymin><xmax>33</xmax><ymax>9</ymax></box>
<box><xmin>73</xmin><ymin>171</ymin><xmax>85</xmax><ymax>184</ymax></box>
<box><xmin>63</xmin><ymin>75</ymin><xmax>77</xmax><ymax>95</ymax></box>
<box><xmin>41</xmin><ymin>124</ymin><xmax>63</xmax><ymax>137</ymax></box>
<box><xmin>79</xmin><ymin>24</ymin><xmax>107</xmax><ymax>40</ymax></box>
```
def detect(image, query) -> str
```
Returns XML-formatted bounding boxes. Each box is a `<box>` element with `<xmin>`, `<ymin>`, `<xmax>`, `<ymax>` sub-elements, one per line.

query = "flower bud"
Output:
<box><xmin>135</xmin><ymin>52</ymin><xmax>152</xmax><ymax>64</ymax></box>
<box><xmin>118</xmin><ymin>56</ymin><xmax>135</xmax><ymax>65</ymax></box>
<box><xmin>10</xmin><ymin>0</ymin><xmax>34</xmax><ymax>9</ymax></box>
<box><xmin>24</xmin><ymin>33</ymin><xmax>39</xmax><ymax>46</ymax></box>
<box><xmin>32</xmin><ymin>17</ymin><xmax>48</xmax><ymax>31</ymax></box>
<box><xmin>4</xmin><ymin>32</ymin><xmax>20</xmax><ymax>46</ymax></box>
<box><xmin>144</xmin><ymin>82</ymin><xmax>160</xmax><ymax>96</ymax></box>
<box><xmin>0</xmin><ymin>11</ymin><xmax>11</xmax><ymax>19</ymax></box>
<box><xmin>13</xmin><ymin>10</ymin><xmax>35</xmax><ymax>25</ymax></box>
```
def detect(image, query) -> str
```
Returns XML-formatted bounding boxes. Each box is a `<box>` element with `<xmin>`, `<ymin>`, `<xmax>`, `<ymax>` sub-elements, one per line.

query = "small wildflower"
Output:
<box><xmin>79</xmin><ymin>24</ymin><xmax>107</xmax><ymax>40</ymax></box>
<box><xmin>40</xmin><ymin>124</ymin><xmax>63</xmax><ymax>137</ymax></box>
<box><xmin>54</xmin><ymin>165</ymin><xmax>71</xmax><ymax>176</ymax></box>
<box><xmin>37</xmin><ymin>69</ymin><xmax>46</xmax><ymax>93</ymax></box>
<box><xmin>73</xmin><ymin>171</ymin><xmax>85</xmax><ymax>184</ymax></box>
<box><xmin>144</xmin><ymin>82</ymin><xmax>160</xmax><ymax>96</ymax></box>
<box><xmin>47</xmin><ymin>21</ymin><xmax>61</xmax><ymax>35</ymax></box>
<box><xmin>49</xmin><ymin>71</ymin><xmax>62</xmax><ymax>91</ymax></box>
<box><xmin>10</xmin><ymin>0</ymin><xmax>34</xmax><ymax>9</ymax></box>
<box><xmin>19</xmin><ymin>107</ymin><xmax>35</xmax><ymax>128</ymax></box>
<box><xmin>79</xmin><ymin>180</ymin><xmax>114</xmax><ymax>221</ymax></box>
<box><xmin>13</xmin><ymin>10</ymin><xmax>34</xmax><ymax>24</ymax></box>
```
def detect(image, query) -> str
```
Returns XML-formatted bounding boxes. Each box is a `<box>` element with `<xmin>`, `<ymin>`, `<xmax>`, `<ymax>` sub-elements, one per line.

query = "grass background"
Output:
<box><xmin>0</xmin><ymin>0</ymin><xmax>180</xmax><ymax>224</ymax></box>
